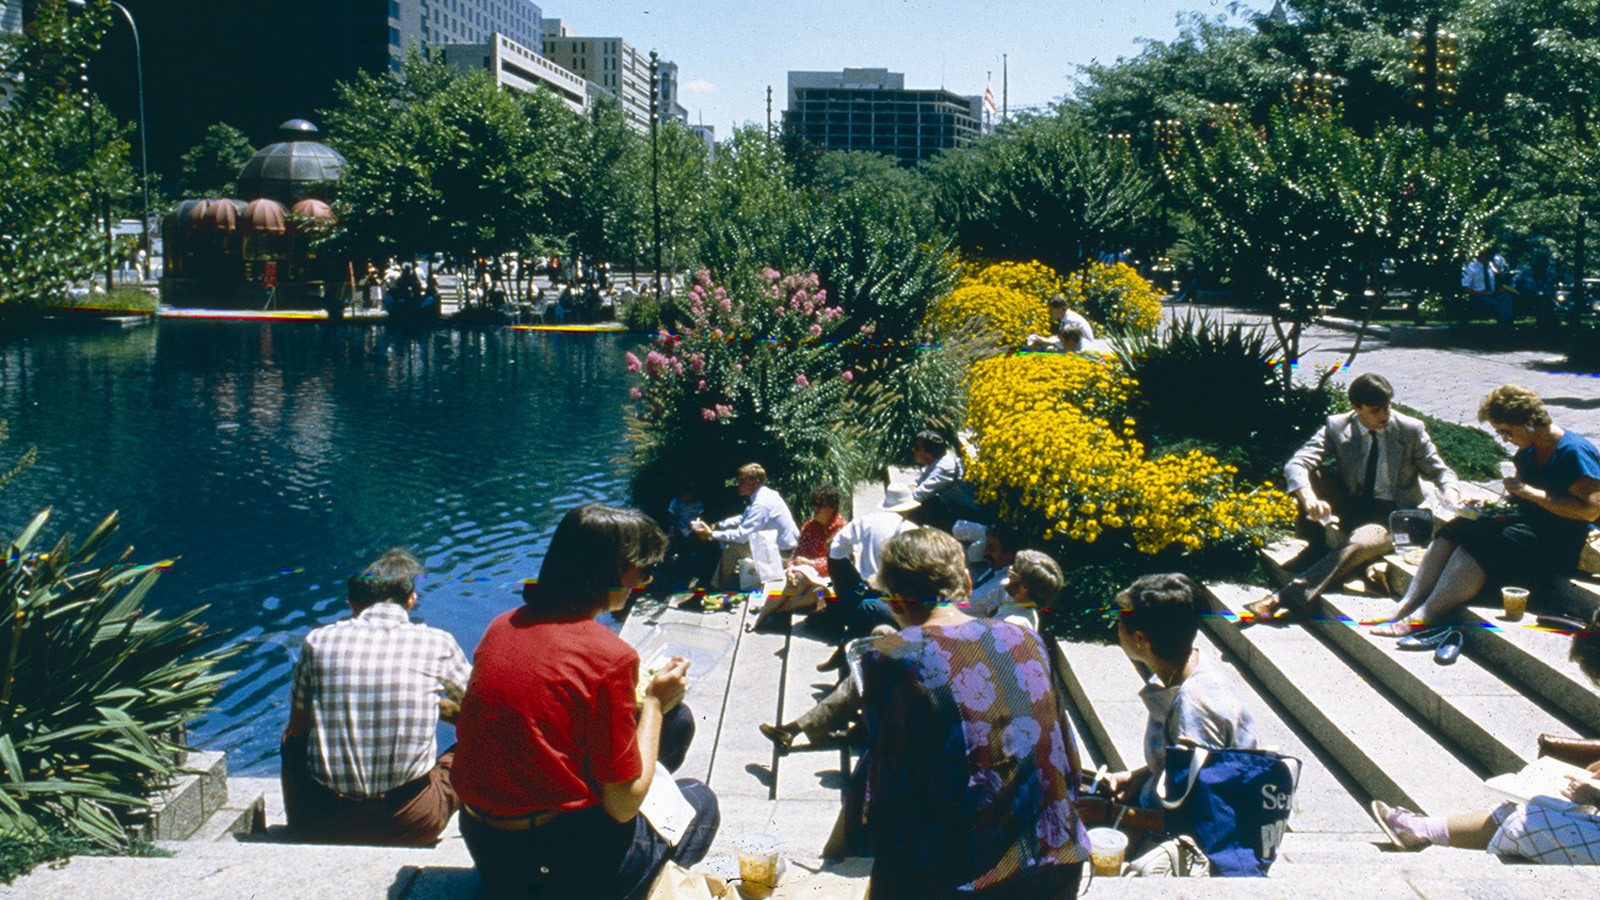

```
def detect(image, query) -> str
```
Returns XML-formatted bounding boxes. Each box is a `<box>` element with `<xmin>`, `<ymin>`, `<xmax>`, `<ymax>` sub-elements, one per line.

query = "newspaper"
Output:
<box><xmin>639</xmin><ymin>762</ymin><xmax>697</xmax><ymax>844</ymax></box>
<box><xmin>1485</xmin><ymin>756</ymin><xmax>1600</xmax><ymax>815</ymax></box>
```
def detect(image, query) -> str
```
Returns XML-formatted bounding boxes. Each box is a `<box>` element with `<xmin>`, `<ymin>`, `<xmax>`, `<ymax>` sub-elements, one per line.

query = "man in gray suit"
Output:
<box><xmin>1246</xmin><ymin>374</ymin><xmax>1461</xmax><ymax>619</ymax></box>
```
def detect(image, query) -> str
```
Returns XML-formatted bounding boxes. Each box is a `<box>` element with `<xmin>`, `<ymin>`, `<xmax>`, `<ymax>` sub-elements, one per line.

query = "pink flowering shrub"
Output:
<box><xmin>627</xmin><ymin>268</ymin><xmax>854</xmax><ymax>507</ymax></box>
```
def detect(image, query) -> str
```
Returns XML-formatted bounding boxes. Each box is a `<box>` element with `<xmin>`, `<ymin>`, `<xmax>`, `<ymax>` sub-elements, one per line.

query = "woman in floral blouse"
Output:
<box><xmin>851</xmin><ymin>527</ymin><xmax>1089</xmax><ymax>899</ymax></box>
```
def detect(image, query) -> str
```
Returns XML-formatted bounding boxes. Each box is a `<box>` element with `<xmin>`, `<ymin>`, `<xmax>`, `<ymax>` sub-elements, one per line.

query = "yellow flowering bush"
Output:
<box><xmin>965</xmin><ymin>354</ymin><xmax>1296</xmax><ymax>556</ymax></box>
<box><xmin>1060</xmin><ymin>262</ymin><xmax>1164</xmax><ymax>334</ymax></box>
<box><xmin>970</xmin><ymin>260</ymin><xmax>1068</xmax><ymax>302</ymax></box>
<box><xmin>923</xmin><ymin>282</ymin><xmax>1048</xmax><ymax>343</ymax></box>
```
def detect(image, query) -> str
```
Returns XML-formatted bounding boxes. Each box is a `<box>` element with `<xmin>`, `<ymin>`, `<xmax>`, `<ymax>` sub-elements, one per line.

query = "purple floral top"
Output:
<box><xmin>859</xmin><ymin>617</ymin><xmax>1090</xmax><ymax>893</ymax></box>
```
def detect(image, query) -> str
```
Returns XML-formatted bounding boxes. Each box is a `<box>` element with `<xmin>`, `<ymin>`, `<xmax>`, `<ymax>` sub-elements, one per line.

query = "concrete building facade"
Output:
<box><xmin>541</xmin><ymin>18</ymin><xmax>653</xmax><ymax>132</ymax></box>
<box><xmin>432</xmin><ymin>31</ymin><xmax>585</xmax><ymax>114</ymax></box>
<box><xmin>783</xmin><ymin>67</ymin><xmax>983</xmax><ymax>165</ymax></box>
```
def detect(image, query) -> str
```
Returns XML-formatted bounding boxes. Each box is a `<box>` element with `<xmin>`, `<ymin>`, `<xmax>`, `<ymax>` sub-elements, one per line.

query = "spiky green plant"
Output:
<box><xmin>0</xmin><ymin>507</ymin><xmax>235</xmax><ymax>850</ymax></box>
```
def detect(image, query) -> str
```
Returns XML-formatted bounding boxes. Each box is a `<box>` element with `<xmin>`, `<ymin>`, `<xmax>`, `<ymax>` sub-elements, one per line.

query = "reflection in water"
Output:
<box><xmin>0</xmin><ymin>321</ymin><xmax>639</xmax><ymax>773</ymax></box>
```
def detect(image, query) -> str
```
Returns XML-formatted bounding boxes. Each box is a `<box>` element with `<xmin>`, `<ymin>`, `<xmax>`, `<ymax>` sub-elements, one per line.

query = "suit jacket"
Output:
<box><xmin>1284</xmin><ymin>410</ymin><xmax>1458</xmax><ymax>509</ymax></box>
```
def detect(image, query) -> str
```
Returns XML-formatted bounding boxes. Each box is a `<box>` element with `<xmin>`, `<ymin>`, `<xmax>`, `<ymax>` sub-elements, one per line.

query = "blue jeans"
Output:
<box><xmin>462</xmin><ymin>703</ymin><xmax>719</xmax><ymax>899</ymax></box>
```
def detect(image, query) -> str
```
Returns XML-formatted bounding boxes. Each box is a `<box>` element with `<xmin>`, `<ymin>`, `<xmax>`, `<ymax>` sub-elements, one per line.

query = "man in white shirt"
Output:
<box><xmin>692</xmin><ymin>462</ymin><xmax>799</xmax><ymax>590</ymax></box>
<box><xmin>1461</xmin><ymin>247</ymin><xmax>1515</xmax><ymax>326</ymax></box>
<box><xmin>813</xmin><ymin>483</ymin><xmax>919</xmax><ymax>666</ymax></box>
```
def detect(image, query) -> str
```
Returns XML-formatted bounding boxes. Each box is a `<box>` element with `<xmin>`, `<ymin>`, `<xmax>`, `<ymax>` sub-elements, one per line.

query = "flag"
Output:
<box><xmin>983</xmin><ymin>84</ymin><xmax>997</xmax><ymax>115</ymax></box>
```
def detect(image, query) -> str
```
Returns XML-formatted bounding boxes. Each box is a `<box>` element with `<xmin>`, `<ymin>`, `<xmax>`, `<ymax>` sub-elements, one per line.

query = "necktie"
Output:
<box><xmin>1362</xmin><ymin>432</ymin><xmax>1380</xmax><ymax>501</ymax></box>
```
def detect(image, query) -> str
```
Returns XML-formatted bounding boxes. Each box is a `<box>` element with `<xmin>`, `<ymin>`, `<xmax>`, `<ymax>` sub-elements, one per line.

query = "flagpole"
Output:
<box><xmin>1002</xmin><ymin>53</ymin><xmax>1008</xmax><ymax>122</ymax></box>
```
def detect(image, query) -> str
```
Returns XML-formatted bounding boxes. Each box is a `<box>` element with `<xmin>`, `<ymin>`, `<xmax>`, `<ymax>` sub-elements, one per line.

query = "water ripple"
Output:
<box><xmin>0</xmin><ymin>322</ymin><xmax>643</xmax><ymax>775</ymax></box>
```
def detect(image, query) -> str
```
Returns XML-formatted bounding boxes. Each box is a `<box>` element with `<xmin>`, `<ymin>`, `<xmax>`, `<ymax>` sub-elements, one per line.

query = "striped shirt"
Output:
<box><xmin>290</xmin><ymin>602</ymin><xmax>471</xmax><ymax>797</ymax></box>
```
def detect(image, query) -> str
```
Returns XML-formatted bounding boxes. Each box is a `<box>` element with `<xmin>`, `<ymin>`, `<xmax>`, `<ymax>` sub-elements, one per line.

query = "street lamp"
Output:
<box><xmin>649</xmin><ymin>50</ymin><xmax>662</xmax><ymax>301</ymax></box>
<box><xmin>71</xmin><ymin>0</ymin><xmax>151</xmax><ymax>274</ymax></box>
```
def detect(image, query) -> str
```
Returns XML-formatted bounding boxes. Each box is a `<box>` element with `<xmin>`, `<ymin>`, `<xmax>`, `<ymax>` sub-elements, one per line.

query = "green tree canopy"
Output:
<box><xmin>178</xmin><ymin>122</ymin><xmax>255</xmax><ymax>198</ymax></box>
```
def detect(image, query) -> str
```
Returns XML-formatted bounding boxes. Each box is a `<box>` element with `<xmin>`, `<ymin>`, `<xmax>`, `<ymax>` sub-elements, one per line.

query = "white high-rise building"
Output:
<box><xmin>541</xmin><ymin>19</ymin><xmax>655</xmax><ymax>132</ymax></box>
<box><xmin>432</xmin><ymin>31</ymin><xmax>586</xmax><ymax>114</ymax></box>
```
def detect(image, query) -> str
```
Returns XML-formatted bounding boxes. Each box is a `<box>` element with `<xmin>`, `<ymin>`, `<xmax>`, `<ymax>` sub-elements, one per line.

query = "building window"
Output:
<box><xmin>389</xmin><ymin>1</ymin><xmax>399</xmax><ymax>19</ymax></box>
<box><xmin>389</xmin><ymin>26</ymin><xmax>400</xmax><ymax>46</ymax></box>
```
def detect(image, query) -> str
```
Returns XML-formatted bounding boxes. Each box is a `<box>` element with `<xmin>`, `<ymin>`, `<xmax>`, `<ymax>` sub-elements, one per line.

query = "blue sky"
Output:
<box><xmin>551</xmin><ymin>0</ymin><xmax>1267</xmax><ymax>135</ymax></box>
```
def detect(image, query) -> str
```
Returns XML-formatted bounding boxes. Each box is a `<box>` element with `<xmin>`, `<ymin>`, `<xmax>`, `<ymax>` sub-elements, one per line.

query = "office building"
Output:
<box><xmin>84</xmin><ymin>1</ymin><xmax>546</xmax><ymax>174</ymax></box>
<box><xmin>783</xmin><ymin>68</ymin><xmax>983</xmax><ymax>165</ymax></box>
<box><xmin>541</xmin><ymin>19</ymin><xmax>653</xmax><ymax>132</ymax></box>
<box><xmin>656</xmin><ymin>59</ymin><xmax>687</xmax><ymax>125</ymax></box>
<box><xmin>432</xmin><ymin>31</ymin><xmax>585</xmax><ymax>114</ymax></box>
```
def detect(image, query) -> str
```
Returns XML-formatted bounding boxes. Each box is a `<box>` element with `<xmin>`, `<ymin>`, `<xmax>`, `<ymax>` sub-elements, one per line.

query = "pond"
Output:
<box><xmin>0</xmin><ymin>320</ymin><xmax>641</xmax><ymax>774</ymax></box>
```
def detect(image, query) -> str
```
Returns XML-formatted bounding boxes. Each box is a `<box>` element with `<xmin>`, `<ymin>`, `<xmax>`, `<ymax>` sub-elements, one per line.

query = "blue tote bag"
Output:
<box><xmin>1157</xmin><ymin>746</ymin><xmax>1302</xmax><ymax>877</ymax></box>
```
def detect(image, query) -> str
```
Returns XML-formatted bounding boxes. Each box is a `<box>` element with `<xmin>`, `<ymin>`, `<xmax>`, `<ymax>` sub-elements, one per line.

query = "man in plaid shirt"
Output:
<box><xmin>281</xmin><ymin>548</ymin><xmax>472</xmax><ymax>845</ymax></box>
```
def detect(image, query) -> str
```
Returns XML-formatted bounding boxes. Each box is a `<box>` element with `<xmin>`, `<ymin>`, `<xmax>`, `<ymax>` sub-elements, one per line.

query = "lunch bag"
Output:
<box><xmin>1157</xmin><ymin>746</ymin><xmax>1301</xmax><ymax>877</ymax></box>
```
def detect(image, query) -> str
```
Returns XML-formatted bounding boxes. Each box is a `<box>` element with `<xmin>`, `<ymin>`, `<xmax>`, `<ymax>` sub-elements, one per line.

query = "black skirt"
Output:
<box><xmin>1437</xmin><ymin>513</ymin><xmax>1583</xmax><ymax>589</ymax></box>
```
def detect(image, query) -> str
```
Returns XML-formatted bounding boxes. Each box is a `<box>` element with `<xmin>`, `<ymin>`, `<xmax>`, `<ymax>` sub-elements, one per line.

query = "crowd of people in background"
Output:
<box><xmin>277</xmin><ymin>374</ymin><xmax>1600</xmax><ymax>897</ymax></box>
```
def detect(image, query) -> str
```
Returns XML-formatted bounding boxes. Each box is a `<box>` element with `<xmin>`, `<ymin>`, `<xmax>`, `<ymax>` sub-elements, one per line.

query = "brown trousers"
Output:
<box><xmin>280</xmin><ymin>734</ymin><xmax>459</xmax><ymax>847</ymax></box>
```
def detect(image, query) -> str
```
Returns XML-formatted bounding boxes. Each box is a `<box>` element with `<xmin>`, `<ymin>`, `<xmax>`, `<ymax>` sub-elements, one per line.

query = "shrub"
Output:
<box><xmin>1059</xmin><ymin>262</ymin><xmax>1163</xmax><ymax>335</ymax></box>
<box><xmin>969</xmin><ymin>260</ymin><xmax>1068</xmax><ymax>302</ymax></box>
<box><xmin>923</xmin><ymin>281</ymin><xmax>1048</xmax><ymax>345</ymax></box>
<box><xmin>964</xmin><ymin>353</ymin><xmax>1296</xmax><ymax>556</ymax></box>
<box><xmin>626</xmin><ymin>268</ymin><xmax>852</xmax><ymax>516</ymax></box>
<box><xmin>0</xmin><ymin>508</ymin><xmax>235</xmax><ymax>851</ymax></box>
<box><xmin>1114</xmin><ymin>311</ymin><xmax>1338</xmax><ymax>482</ymax></box>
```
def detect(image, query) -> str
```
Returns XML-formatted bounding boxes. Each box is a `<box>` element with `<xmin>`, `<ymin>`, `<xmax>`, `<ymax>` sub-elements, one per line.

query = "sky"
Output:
<box><xmin>550</xmin><ymin>0</ymin><xmax>1268</xmax><ymax>135</ymax></box>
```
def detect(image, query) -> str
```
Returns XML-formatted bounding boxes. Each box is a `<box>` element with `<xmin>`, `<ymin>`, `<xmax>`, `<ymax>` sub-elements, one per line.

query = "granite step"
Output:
<box><xmin>1055</xmin><ymin>634</ymin><xmax>1378</xmax><ymax>838</ymax></box>
<box><xmin>1309</xmin><ymin>591</ymin><xmax>1576</xmax><ymax>776</ymax></box>
<box><xmin>126</xmin><ymin>749</ymin><xmax>229</xmax><ymax>843</ymax></box>
<box><xmin>1204</xmin><ymin>582</ymin><xmax>1506</xmax><ymax>816</ymax></box>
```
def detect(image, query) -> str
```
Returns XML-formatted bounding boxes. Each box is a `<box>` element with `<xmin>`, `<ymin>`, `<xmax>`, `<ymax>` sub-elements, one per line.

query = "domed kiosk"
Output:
<box><xmin>161</xmin><ymin>120</ymin><xmax>348</xmax><ymax>310</ymax></box>
<box><xmin>237</xmin><ymin>119</ymin><xmax>346</xmax><ymax>205</ymax></box>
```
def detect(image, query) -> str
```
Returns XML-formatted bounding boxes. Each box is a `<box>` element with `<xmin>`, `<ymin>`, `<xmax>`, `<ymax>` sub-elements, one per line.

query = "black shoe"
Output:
<box><xmin>816</xmin><ymin>646</ymin><xmax>846</xmax><ymax>673</ymax></box>
<box><xmin>1434</xmin><ymin>630</ymin><xmax>1464</xmax><ymax>665</ymax></box>
<box><xmin>759</xmin><ymin>723</ymin><xmax>797</xmax><ymax>754</ymax></box>
<box><xmin>1395</xmin><ymin>626</ymin><xmax>1454</xmax><ymax>651</ymax></box>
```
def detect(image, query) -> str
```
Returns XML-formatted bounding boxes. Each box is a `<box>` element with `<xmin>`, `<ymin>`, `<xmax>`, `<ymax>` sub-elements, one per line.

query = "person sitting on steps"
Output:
<box><xmin>1246</xmin><ymin>373</ymin><xmax>1460</xmax><ymax>621</ymax></box>
<box><xmin>1373</xmin><ymin>612</ymin><xmax>1600</xmax><ymax>864</ymax></box>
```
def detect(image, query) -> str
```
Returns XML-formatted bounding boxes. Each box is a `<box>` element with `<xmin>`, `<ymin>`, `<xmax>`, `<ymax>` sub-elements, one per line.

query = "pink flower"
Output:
<box><xmin>713</xmin><ymin>286</ymin><xmax>727</xmax><ymax>299</ymax></box>
<box><xmin>689</xmin><ymin>353</ymin><xmax>705</xmax><ymax>373</ymax></box>
<box><xmin>808</xmin><ymin>323</ymin><xmax>823</xmax><ymax>338</ymax></box>
<box><xmin>761</xmin><ymin>267</ymin><xmax>780</xmax><ymax>281</ymax></box>
<box><xmin>701</xmin><ymin>407</ymin><xmax>718</xmax><ymax>421</ymax></box>
<box><xmin>718</xmin><ymin>297</ymin><xmax>732</xmax><ymax>312</ymax></box>
<box><xmin>712</xmin><ymin>328</ymin><xmax>724</xmax><ymax>339</ymax></box>
<box><xmin>859</xmin><ymin>323</ymin><xmax>876</xmax><ymax>336</ymax></box>
<box><xmin>715</xmin><ymin>403</ymin><xmax>734</xmax><ymax>418</ymax></box>
<box><xmin>624</xmin><ymin>351</ymin><xmax>642</xmax><ymax>372</ymax></box>
<box><xmin>629</xmin><ymin>387</ymin><xmax>643</xmax><ymax>399</ymax></box>
<box><xmin>795</xmin><ymin>374</ymin><xmax>810</xmax><ymax>388</ymax></box>
<box><xmin>697</xmin><ymin>379</ymin><xmax>709</xmax><ymax>392</ymax></box>
<box><xmin>841</xmin><ymin>370</ymin><xmax>854</xmax><ymax>382</ymax></box>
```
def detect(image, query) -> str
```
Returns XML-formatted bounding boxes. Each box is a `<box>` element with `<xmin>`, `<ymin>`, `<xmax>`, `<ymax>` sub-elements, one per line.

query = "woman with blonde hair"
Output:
<box><xmin>1373</xmin><ymin>385</ymin><xmax>1600</xmax><ymax>636</ymax></box>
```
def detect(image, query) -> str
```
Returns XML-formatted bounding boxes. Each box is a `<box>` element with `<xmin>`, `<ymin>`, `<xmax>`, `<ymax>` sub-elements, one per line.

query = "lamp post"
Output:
<box><xmin>649</xmin><ymin>50</ymin><xmax>662</xmax><ymax>301</ymax></box>
<box><xmin>71</xmin><ymin>0</ymin><xmax>150</xmax><ymax>275</ymax></box>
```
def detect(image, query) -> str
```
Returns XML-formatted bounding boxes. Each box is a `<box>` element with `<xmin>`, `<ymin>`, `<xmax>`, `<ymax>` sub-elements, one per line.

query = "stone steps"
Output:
<box><xmin>1205</xmin><ymin>582</ymin><xmax>1507</xmax><ymax>816</ymax></box>
<box><xmin>1311</xmin><ymin>591</ymin><xmax>1575</xmax><ymax>775</ymax></box>
<box><xmin>1055</xmin><ymin>632</ymin><xmax>1378</xmax><ymax>838</ymax></box>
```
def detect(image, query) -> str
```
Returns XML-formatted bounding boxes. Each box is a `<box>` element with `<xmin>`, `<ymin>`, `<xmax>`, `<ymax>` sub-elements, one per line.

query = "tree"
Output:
<box><xmin>320</xmin><ymin>52</ymin><xmax>562</xmax><ymax>265</ymax></box>
<box><xmin>178</xmin><ymin>122</ymin><xmax>254</xmax><ymax>197</ymax></box>
<box><xmin>691</xmin><ymin>127</ymin><xmax>812</xmax><ymax>282</ymax></box>
<box><xmin>924</xmin><ymin>113</ymin><xmax>1154</xmax><ymax>271</ymax></box>
<box><xmin>0</xmin><ymin>2</ymin><xmax>133</xmax><ymax>310</ymax></box>
<box><xmin>1167</xmin><ymin>108</ymin><xmax>1501</xmax><ymax>381</ymax></box>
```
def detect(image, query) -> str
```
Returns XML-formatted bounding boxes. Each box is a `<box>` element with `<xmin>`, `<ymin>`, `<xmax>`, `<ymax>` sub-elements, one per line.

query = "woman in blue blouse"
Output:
<box><xmin>1373</xmin><ymin>385</ymin><xmax>1600</xmax><ymax>635</ymax></box>
<box><xmin>851</xmin><ymin>528</ymin><xmax>1089</xmax><ymax>899</ymax></box>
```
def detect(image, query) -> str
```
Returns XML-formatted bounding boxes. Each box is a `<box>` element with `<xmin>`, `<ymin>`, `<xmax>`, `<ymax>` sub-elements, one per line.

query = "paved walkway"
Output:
<box><xmin>1174</xmin><ymin>305</ymin><xmax>1600</xmax><ymax>438</ymax></box>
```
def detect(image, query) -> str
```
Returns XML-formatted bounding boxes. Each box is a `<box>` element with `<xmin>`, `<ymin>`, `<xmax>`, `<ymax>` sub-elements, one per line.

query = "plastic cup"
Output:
<box><xmin>1501</xmin><ymin>586</ymin><xmax>1530</xmax><ymax>621</ymax></box>
<box><xmin>737</xmin><ymin>833</ymin><xmax>780</xmax><ymax>899</ymax></box>
<box><xmin>1087</xmin><ymin>827</ymin><xmax>1129</xmax><ymax>877</ymax></box>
